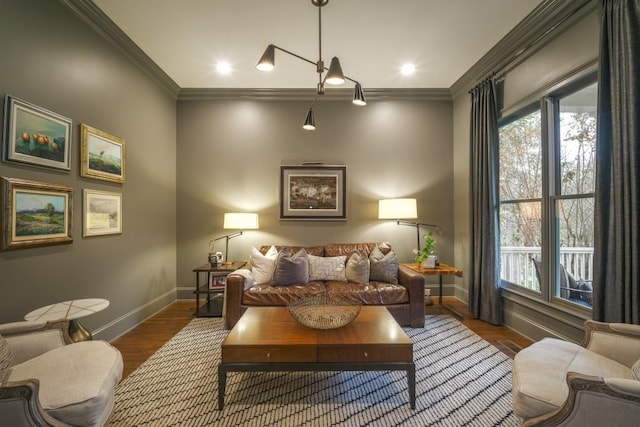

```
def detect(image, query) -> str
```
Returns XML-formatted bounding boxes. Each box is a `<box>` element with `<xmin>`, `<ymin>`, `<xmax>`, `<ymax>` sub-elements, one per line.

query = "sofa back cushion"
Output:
<box><xmin>271</xmin><ymin>248</ymin><xmax>310</xmax><ymax>286</ymax></box>
<box><xmin>0</xmin><ymin>334</ymin><xmax>14</xmax><ymax>382</ymax></box>
<box><xmin>308</xmin><ymin>254</ymin><xmax>347</xmax><ymax>282</ymax></box>
<box><xmin>261</xmin><ymin>245</ymin><xmax>324</xmax><ymax>257</ymax></box>
<box><xmin>324</xmin><ymin>242</ymin><xmax>391</xmax><ymax>258</ymax></box>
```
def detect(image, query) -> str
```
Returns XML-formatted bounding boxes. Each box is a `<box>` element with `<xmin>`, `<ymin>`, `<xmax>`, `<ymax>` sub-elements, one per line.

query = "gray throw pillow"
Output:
<box><xmin>271</xmin><ymin>248</ymin><xmax>309</xmax><ymax>286</ymax></box>
<box><xmin>0</xmin><ymin>334</ymin><xmax>14</xmax><ymax>382</ymax></box>
<box><xmin>632</xmin><ymin>358</ymin><xmax>640</xmax><ymax>381</ymax></box>
<box><xmin>346</xmin><ymin>252</ymin><xmax>370</xmax><ymax>284</ymax></box>
<box><xmin>369</xmin><ymin>246</ymin><xmax>398</xmax><ymax>284</ymax></box>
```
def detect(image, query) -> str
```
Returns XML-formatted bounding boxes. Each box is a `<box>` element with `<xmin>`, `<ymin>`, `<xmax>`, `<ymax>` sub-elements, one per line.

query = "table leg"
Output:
<box><xmin>218</xmin><ymin>365</ymin><xmax>227</xmax><ymax>410</ymax></box>
<box><xmin>438</xmin><ymin>275</ymin><xmax>464</xmax><ymax>318</ymax></box>
<box><xmin>68</xmin><ymin>319</ymin><xmax>92</xmax><ymax>342</ymax></box>
<box><xmin>408</xmin><ymin>363</ymin><xmax>416</xmax><ymax>409</ymax></box>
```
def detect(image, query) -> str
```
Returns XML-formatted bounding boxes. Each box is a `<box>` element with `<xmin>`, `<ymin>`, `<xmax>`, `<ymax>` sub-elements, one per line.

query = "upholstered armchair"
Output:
<box><xmin>512</xmin><ymin>320</ymin><xmax>640</xmax><ymax>426</ymax></box>
<box><xmin>0</xmin><ymin>320</ymin><xmax>123</xmax><ymax>426</ymax></box>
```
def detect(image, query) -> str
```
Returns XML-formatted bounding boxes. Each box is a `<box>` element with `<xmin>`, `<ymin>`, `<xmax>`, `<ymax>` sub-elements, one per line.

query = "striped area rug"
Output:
<box><xmin>109</xmin><ymin>315</ymin><xmax>517</xmax><ymax>426</ymax></box>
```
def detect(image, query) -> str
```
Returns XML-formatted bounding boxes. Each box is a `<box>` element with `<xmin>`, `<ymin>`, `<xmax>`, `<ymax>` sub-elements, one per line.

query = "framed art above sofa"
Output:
<box><xmin>279</xmin><ymin>164</ymin><xmax>346</xmax><ymax>221</ymax></box>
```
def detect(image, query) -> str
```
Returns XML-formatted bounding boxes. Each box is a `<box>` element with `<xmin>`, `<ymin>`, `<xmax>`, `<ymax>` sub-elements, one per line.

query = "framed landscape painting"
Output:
<box><xmin>1</xmin><ymin>177</ymin><xmax>73</xmax><ymax>250</ymax></box>
<box><xmin>80</xmin><ymin>123</ymin><xmax>125</xmax><ymax>183</ymax></box>
<box><xmin>2</xmin><ymin>95</ymin><xmax>72</xmax><ymax>171</ymax></box>
<box><xmin>279</xmin><ymin>165</ymin><xmax>346</xmax><ymax>220</ymax></box>
<box><xmin>83</xmin><ymin>189</ymin><xmax>122</xmax><ymax>237</ymax></box>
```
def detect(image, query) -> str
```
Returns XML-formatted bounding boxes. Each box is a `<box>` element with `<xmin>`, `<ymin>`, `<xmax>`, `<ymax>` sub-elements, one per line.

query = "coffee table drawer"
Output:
<box><xmin>318</xmin><ymin>345</ymin><xmax>413</xmax><ymax>363</ymax></box>
<box><xmin>222</xmin><ymin>345</ymin><xmax>316</xmax><ymax>363</ymax></box>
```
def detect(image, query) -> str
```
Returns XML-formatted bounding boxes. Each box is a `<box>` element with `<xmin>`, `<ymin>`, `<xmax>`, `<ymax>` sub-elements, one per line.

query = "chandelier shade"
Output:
<box><xmin>256</xmin><ymin>44</ymin><xmax>275</xmax><ymax>71</ymax></box>
<box><xmin>303</xmin><ymin>109</ymin><xmax>316</xmax><ymax>130</ymax></box>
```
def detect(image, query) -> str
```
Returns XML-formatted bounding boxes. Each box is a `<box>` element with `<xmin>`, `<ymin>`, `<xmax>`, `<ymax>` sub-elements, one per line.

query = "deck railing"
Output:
<box><xmin>500</xmin><ymin>246</ymin><xmax>594</xmax><ymax>291</ymax></box>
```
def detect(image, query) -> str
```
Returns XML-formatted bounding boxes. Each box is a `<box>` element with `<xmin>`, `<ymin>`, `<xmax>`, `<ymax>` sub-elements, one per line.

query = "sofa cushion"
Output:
<box><xmin>0</xmin><ymin>334</ymin><xmax>13</xmax><ymax>382</ymax></box>
<box><xmin>308</xmin><ymin>254</ymin><xmax>347</xmax><ymax>282</ymax></box>
<box><xmin>326</xmin><ymin>281</ymin><xmax>409</xmax><ymax>305</ymax></box>
<box><xmin>271</xmin><ymin>248</ymin><xmax>310</xmax><ymax>286</ymax></box>
<box><xmin>369</xmin><ymin>246</ymin><xmax>399</xmax><ymax>284</ymax></box>
<box><xmin>324</xmin><ymin>242</ymin><xmax>391</xmax><ymax>258</ymax></box>
<box><xmin>512</xmin><ymin>337</ymin><xmax>633</xmax><ymax>420</ymax></box>
<box><xmin>242</xmin><ymin>282</ymin><xmax>327</xmax><ymax>306</ymax></box>
<box><xmin>345</xmin><ymin>252</ymin><xmax>370</xmax><ymax>284</ymax></box>
<box><xmin>250</xmin><ymin>245</ymin><xmax>278</xmax><ymax>284</ymax></box>
<box><xmin>7</xmin><ymin>340</ymin><xmax>123</xmax><ymax>426</ymax></box>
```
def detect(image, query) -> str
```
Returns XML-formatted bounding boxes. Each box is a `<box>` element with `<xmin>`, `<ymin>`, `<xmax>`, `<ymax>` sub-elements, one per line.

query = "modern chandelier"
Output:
<box><xmin>255</xmin><ymin>0</ymin><xmax>366</xmax><ymax>130</ymax></box>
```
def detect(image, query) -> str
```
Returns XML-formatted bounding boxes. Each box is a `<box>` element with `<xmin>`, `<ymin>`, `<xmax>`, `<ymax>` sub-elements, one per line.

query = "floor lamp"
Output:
<box><xmin>212</xmin><ymin>212</ymin><xmax>259</xmax><ymax>264</ymax></box>
<box><xmin>378</xmin><ymin>198</ymin><xmax>441</xmax><ymax>251</ymax></box>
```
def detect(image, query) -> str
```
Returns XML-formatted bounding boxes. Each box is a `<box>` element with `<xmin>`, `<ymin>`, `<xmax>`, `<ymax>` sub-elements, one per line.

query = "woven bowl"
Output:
<box><xmin>288</xmin><ymin>295</ymin><xmax>361</xmax><ymax>329</ymax></box>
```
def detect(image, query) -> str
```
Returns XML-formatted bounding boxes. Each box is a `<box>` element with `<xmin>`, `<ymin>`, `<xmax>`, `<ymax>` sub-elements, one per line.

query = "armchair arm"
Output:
<box><xmin>582</xmin><ymin>320</ymin><xmax>640</xmax><ymax>367</ymax></box>
<box><xmin>398</xmin><ymin>265</ymin><xmax>425</xmax><ymax>327</ymax></box>
<box><xmin>522</xmin><ymin>372</ymin><xmax>640</xmax><ymax>426</ymax></box>
<box><xmin>0</xmin><ymin>379</ymin><xmax>71</xmax><ymax>426</ymax></box>
<box><xmin>1</xmin><ymin>320</ymin><xmax>72</xmax><ymax>365</ymax></box>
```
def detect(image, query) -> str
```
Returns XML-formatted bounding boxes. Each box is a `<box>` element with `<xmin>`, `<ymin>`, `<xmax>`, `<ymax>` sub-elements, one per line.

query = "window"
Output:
<box><xmin>498</xmin><ymin>79</ymin><xmax>597</xmax><ymax>309</ymax></box>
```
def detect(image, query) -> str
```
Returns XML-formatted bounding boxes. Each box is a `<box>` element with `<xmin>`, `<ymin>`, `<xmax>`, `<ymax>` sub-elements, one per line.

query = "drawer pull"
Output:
<box><xmin>267</xmin><ymin>352</ymin><xmax>270</xmax><ymax>358</ymax></box>
<box><xmin>364</xmin><ymin>352</ymin><xmax>368</xmax><ymax>358</ymax></box>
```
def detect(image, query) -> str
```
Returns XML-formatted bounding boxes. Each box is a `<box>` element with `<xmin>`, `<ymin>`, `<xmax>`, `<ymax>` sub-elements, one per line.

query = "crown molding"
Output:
<box><xmin>450</xmin><ymin>0</ymin><xmax>598</xmax><ymax>98</ymax></box>
<box><xmin>59</xmin><ymin>0</ymin><xmax>180</xmax><ymax>98</ymax></box>
<box><xmin>177</xmin><ymin>88</ymin><xmax>452</xmax><ymax>102</ymax></box>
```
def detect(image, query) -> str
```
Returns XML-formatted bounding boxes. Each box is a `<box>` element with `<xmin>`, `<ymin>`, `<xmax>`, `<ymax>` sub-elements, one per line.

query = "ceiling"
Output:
<box><xmin>93</xmin><ymin>0</ymin><xmax>544</xmax><ymax>90</ymax></box>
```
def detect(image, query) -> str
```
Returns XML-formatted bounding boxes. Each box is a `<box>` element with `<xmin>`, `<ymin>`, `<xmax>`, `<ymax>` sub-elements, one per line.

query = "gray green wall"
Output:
<box><xmin>176</xmin><ymin>96</ymin><xmax>454</xmax><ymax>294</ymax></box>
<box><xmin>0</xmin><ymin>0</ymin><xmax>177</xmax><ymax>340</ymax></box>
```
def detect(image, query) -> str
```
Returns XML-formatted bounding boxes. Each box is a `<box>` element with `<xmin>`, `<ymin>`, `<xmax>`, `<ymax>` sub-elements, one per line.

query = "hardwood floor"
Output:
<box><xmin>110</xmin><ymin>298</ymin><xmax>533</xmax><ymax>379</ymax></box>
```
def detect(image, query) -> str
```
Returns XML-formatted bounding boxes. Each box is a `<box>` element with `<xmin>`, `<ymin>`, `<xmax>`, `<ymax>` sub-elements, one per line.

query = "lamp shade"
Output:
<box><xmin>325</xmin><ymin>57</ymin><xmax>345</xmax><ymax>85</ymax></box>
<box><xmin>256</xmin><ymin>45</ymin><xmax>275</xmax><ymax>71</ymax></box>
<box><xmin>302</xmin><ymin>108</ymin><xmax>316</xmax><ymax>130</ymax></box>
<box><xmin>378</xmin><ymin>198</ymin><xmax>417</xmax><ymax>219</ymax></box>
<box><xmin>352</xmin><ymin>83</ymin><xmax>367</xmax><ymax>106</ymax></box>
<box><xmin>223</xmin><ymin>213</ymin><xmax>259</xmax><ymax>229</ymax></box>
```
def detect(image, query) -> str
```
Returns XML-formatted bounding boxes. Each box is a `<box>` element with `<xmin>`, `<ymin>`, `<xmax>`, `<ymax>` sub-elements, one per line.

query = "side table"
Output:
<box><xmin>402</xmin><ymin>263</ymin><xmax>464</xmax><ymax>317</ymax></box>
<box><xmin>24</xmin><ymin>298</ymin><xmax>109</xmax><ymax>342</ymax></box>
<box><xmin>193</xmin><ymin>262</ymin><xmax>246</xmax><ymax>317</ymax></box>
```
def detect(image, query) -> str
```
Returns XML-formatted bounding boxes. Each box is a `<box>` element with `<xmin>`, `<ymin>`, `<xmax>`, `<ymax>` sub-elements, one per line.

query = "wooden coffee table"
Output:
<box><xmin>218</xmin><ymin>306</ymin><xmax>415</xmax><ymax>409</ymax></box>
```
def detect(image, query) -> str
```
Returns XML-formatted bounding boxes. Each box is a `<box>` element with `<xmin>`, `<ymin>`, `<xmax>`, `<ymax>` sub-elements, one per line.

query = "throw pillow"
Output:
<box><xmin>369</xmin><ymin>246</ymin><xmax>399</xmax><ymax>284</ymax></box>
<box><xmin>308</xmin><ymin>254</ymin><xmax>347</xmax><ymax>282</ymax></box>
<box><xmin>0</xmin><ymin>334</ymin><xmax>14</xmax><ymax>382</ymax></box>
<box><xmin>250</xmin><ymin>245</ymin><xmax>278</xmax><ymax>285</ymax></box>
<box><xmin>271</xmin><ymin>248</ymin><xmax>309</xmax><ymax>286</ymax></box>
<box><xmin>345</xmin><ymin>252</ymin><xmax>370</xmax><ymax>284</ymax></box>
<box><xmin>632</xmin><ymin>358</ymin><xmax>640</xmax><ymax>381</ymax></box>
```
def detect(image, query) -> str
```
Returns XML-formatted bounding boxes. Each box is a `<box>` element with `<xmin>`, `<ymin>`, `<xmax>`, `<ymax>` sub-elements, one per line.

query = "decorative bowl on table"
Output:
<box><xmin>287</xmin><ymin>295</ymin><xmax>362</xmax><ymax>329</ymax></box>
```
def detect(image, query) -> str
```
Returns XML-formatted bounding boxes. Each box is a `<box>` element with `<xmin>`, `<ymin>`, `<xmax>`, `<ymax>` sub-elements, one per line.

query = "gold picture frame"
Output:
<box><xmin>80</xmin><ymin>123</ymin><xmax>125</xmax><ymax>183</ymax></box>
<box><xmin>1</xmin><ymin>177</ymin><xmax>73</xmax><ymax>250</ymax></box>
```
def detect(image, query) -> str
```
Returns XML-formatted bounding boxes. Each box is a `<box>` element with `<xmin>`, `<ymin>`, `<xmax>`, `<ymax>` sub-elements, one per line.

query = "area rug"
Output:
<box><xmin>109</xmin><ymin>315</ymin><xmax>517</xmax><ymax>426</ymax></box>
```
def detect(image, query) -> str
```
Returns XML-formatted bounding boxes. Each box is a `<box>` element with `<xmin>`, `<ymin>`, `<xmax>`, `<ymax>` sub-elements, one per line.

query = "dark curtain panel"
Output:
<box><xmin>593</xmin><ymin>0</ymin><xmax>640</xmax><ymax>323</ymax></box>
<box><xmin>469</xmin><ymin>79</ymin><xmax>503</xmax><ymax>325</ymax></box>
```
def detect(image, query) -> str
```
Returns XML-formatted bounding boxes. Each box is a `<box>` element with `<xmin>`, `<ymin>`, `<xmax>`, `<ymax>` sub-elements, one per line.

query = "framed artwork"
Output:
<box><xmin>83</xmin><ymin>189</ymin><xmax>122</xmax><ymax>237</ymax></box>
<box><xmin>279</xmin><ymin>165</ymin><xmax>346</xmax><ymax>220</ymax></box>
<box><xmin>1</xmin><ymin>177</ymin><xmax>73</xmax><ymax>250</ymax></box>
<box><xmin>80</xmin><ymin>123</ymin><xmax>125</xmax><ymax>183</ymax></box>
<box><xmin>2</xmin><ymin>95</ymin><xmax>72</xmax><ymax>171</ymax></box>
<box><xmin>209</xmin><ymin>275</ymin><xmax>226</xmax><ymax>289</ymax></box>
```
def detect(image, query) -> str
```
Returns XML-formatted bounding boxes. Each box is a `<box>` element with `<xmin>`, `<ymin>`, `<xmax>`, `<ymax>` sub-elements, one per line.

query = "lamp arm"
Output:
<box><xmin>271</xmin><ymin>45</ymin><xmax>361</xmax><ymax>87</ymax></box>
<box><xmin>395</xmin><ymin>220</ymin><xmax>442</xmax><ymax>252</ymax></box>
<box><xmin>213</xmin><ymin>231</ymin><xmax>244</xmax><ymax>260</ymax></box>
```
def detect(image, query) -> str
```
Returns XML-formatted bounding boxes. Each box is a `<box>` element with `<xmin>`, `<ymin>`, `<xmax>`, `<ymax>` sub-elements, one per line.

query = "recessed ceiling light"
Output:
<box><xmin>400</xmin><ymin>63</ymin><xmax>416</xmax><ymax>76</ymax></box>
<box><xmin>216</xmin><ymin>61</ymin><xmax>232</xmax><ymax>75</ymax></box>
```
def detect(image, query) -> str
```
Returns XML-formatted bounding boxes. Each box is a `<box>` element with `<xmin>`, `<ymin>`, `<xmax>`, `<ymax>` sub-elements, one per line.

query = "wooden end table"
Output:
<box><xmin>403</xmin><ymin>263</ymin><xmax>464</xmax><ymax>317</ymax></box>
<box><xmin>218</xmin><ymin>306</ymin><xmax>415</xmax><ymax>409</ymax></box>
<box><xmin>193</xmin><ymin>262</ymin><xmax>245</xmax><ymax>317</ymax></box>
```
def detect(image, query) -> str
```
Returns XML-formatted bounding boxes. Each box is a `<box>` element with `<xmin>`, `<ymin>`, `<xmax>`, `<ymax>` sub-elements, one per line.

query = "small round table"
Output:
<box><xmin>24</xmin><ymin>298</ymin><xmax>109</xmax><ymax>342</ymax></box>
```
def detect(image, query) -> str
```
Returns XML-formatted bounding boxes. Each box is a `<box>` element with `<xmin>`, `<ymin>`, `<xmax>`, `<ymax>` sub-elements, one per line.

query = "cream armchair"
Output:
<box><xmin>0</xmin><ymin>320</ymin><xmax>123</xmax><ymax>426</ymax></box>
<box><xmin>512</xmin><ymin>320</ymin><xmax>640</xmax><ymax>426</ymax></box>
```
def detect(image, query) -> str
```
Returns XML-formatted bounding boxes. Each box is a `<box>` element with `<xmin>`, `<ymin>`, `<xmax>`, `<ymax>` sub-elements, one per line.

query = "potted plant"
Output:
<box><xmin>414</xmin><ymin>231</ymin><xmax>438</xmax><ymax>268</ymax></box>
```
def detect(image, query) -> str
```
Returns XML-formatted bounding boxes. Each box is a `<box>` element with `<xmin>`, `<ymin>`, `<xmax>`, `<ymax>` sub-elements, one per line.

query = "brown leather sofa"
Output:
<box><xmin>224</xmin><ymin>243</ymin><xmax>425</xmax><ymax>329</ymax></box>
